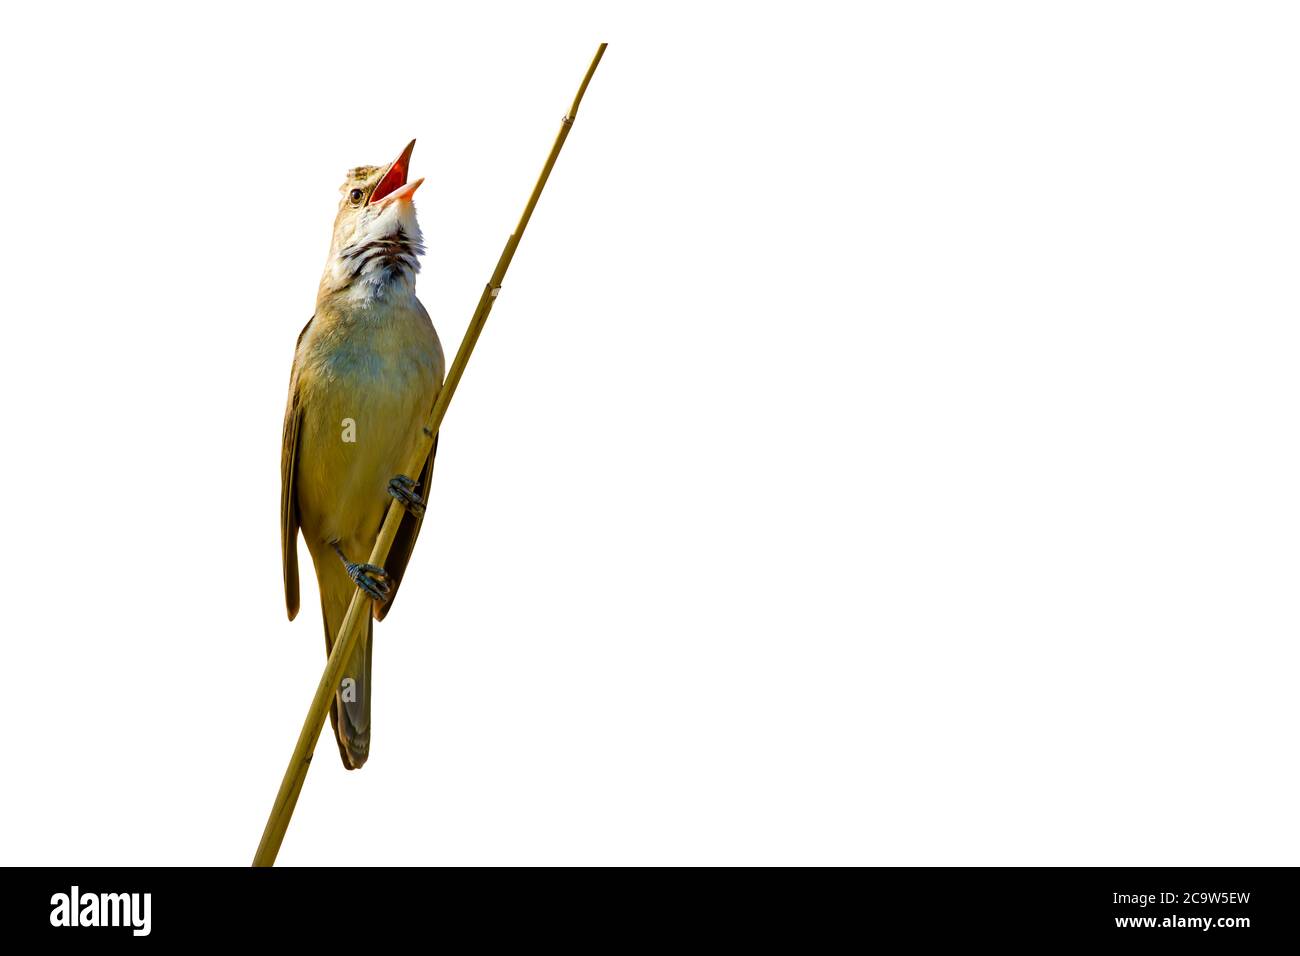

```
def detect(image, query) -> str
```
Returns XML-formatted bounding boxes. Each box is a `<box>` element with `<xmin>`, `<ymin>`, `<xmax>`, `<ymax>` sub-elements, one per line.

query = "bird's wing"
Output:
<box><xmin>374</xmin><ymin>433</ymin><xmax>437</xmax><ymax>621</ymax></box>
<box><xmin>280</xmin><ymin>316</ymin><xmax>313</xmax><ymax>621</ymax></box>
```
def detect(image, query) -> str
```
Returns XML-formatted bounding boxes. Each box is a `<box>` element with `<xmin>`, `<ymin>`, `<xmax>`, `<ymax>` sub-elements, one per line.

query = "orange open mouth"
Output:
<box><xmin>369</xmin><ymin>139</ymin><xmax>419</xmax><ymax>205</ymax></box>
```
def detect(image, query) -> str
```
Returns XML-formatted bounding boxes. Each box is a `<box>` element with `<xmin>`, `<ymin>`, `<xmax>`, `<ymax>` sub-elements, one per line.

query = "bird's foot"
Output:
<box><xmin>332</xmin><ymin>541</ymin><xmax>391</xmax><ymax>601</ymax></box>
<box><xmin>345</xmin><ymin>562</ymin><xmax>392</xmax><ymax>602</ymax></box>
<box><xmin>388</xmin><ymin>474</ymin><xmax>426</xmax><ymax>518</ymax></box>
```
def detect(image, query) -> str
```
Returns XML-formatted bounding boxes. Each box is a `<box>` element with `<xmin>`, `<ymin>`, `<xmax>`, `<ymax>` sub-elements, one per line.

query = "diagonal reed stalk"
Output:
<box><xmin>253</xmin><ymin>43</ymin><xmax>607</xmax><ymax>867</ymax></box>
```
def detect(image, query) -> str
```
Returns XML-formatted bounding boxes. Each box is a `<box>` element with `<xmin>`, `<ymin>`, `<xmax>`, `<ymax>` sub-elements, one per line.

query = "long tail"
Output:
<box><xmin>320</xmin><ymin>583</ymin><xmax>372</xmax><ymax>770</ymax></box>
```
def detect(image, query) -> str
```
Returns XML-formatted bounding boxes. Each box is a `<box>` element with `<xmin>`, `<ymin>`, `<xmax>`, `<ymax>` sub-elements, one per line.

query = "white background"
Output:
<box><xmin>2</xmin><ymin>1</ymin><xmax>1297</xmax><ymax>866</ymax></box>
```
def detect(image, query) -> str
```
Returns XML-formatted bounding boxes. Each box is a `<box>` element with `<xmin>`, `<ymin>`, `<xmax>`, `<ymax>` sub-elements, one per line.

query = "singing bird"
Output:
<box><xmin>281</xmin><ymin>140</ymin><xmax>444</xmax><ymax>769</ymax></box>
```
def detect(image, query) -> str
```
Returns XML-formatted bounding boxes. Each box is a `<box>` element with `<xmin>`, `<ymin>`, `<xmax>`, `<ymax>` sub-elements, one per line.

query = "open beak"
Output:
<box><xmin>369</xmin><ymin>139</ymin><xmax>423</xmax><ymax>206</ymax></box>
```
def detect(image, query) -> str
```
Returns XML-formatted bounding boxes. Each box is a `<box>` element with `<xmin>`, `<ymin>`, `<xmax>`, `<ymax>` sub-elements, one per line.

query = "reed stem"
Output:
<box><xmin>253</xmin><ymin>43</ymin><xmax>607</xmax><ymax>866</ymax></box>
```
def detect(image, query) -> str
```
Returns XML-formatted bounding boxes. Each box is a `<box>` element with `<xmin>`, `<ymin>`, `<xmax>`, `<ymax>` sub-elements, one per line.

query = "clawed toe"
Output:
<box><xmin>346</xmin><ymin>562</ymin><xmax>391</xmax><ymax>601</ymax></box>
<box><xmin>388</xmin><ymin>474</ymin><xmax>426</xmax><ymax>518</ymax></box>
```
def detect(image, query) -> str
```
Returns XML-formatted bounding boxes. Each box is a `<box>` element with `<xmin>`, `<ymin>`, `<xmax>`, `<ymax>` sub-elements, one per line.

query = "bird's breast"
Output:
<box><xmin>294</xmin><ymin>303</ymin><xmax>443</xmax><ymax>550</ymax></box>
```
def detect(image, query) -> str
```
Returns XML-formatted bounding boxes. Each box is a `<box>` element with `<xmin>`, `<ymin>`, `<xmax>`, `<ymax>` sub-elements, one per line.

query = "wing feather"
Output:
<box><xmin>280</xmin><ymin>317</ymin><xmax>313</xmax><ymax>620</ymax></box>
<box><xmin>374</xmin><ymin>433</ymin><xmax>437</xmax><ymax>621</ymax></box>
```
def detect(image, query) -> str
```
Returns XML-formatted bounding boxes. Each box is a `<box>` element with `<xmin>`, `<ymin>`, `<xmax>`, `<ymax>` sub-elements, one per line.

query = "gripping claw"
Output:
<box><xmin>388</xmin><ymin>474</ymin><xmax>426</xmax><ymax>518</ymax></box>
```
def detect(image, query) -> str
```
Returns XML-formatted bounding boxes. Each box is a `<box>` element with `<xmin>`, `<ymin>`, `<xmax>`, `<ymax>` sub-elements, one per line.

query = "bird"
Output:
<box><xmin>280</xmin><ymin>140</ymin><xmax>444</xmax><ymax>769</ymax></box>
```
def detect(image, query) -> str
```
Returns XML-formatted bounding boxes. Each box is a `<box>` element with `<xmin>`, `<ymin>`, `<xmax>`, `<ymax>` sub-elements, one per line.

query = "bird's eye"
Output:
<box><xmin>348</xmin><ymin>188</ymin><xmax>364</xmax><ymax>205</ymax></box>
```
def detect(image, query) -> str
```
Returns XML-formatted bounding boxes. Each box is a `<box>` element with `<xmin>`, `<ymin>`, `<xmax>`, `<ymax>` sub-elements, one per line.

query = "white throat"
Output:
<box><xmin>329</xmin><ymin>202</ymin><xmax>425</xmax><ymax>303</ymax></box>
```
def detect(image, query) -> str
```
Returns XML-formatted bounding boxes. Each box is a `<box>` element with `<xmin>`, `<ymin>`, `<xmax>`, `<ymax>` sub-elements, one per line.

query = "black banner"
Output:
<box><xmin>5</xmin><ymin>867</ymin><xmax>1295</xmax><ymax>944</ymax></box>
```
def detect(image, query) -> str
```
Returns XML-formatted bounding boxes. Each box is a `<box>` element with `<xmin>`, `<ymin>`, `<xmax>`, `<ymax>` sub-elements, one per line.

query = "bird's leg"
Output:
<box><xmin>331</xmin><ymin>540</ymin><xmax>391</xmax><ymax>602</ymax></box>
<box><xmin>387</xmin><ymin>474</ymin><xmax>426</xmax><ymax>518</ymax></box>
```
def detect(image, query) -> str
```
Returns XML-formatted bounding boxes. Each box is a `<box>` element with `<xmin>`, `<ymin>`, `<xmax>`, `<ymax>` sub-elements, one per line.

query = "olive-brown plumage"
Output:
<box><xmin>281</xmin><ymin>141</ymin><xmax>444</xmax><ymax>769</ymax></box>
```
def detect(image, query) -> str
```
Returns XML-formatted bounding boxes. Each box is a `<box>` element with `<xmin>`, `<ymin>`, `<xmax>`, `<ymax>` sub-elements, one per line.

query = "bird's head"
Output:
<box><xmin>320</xmin><ymin>139</ymin><xmax>426</xmax><ymax>302</ymax></box>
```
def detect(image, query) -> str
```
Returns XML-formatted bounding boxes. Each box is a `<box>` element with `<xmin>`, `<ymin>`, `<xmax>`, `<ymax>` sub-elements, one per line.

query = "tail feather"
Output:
<box><xmin>321</xmin><ymin>591</ymin><xmax>372</xmax><ymax>770</ymax></box>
